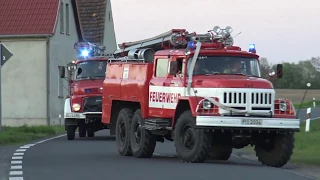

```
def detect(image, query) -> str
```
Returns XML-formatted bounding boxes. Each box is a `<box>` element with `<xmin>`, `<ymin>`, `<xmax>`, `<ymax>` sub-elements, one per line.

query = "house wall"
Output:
<box><xmin>1</xmin><ymin>39</ymin><xmax>47</xmax><ymax>126</ymax></box>
<box><xmin>48</xmin><ymin>0</ymin><xmax>79</xmax><ymax>125</ymax></box>
<box><xmin>103</xmin><ymin>0</ymin><xmax>117</xmax><ymax>54</ymax></box>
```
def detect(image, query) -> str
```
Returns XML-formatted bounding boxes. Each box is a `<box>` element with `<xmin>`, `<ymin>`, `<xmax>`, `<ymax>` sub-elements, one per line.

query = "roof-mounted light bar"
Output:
<box><xmin>74</xmin><ymin>42</ymin><xmax>107</xmax><ymax>59</ymax></box>
<box><xmin>208</xmin><ymin>26</ymin><xmax>234</xmax><ymax>46</ymax></box>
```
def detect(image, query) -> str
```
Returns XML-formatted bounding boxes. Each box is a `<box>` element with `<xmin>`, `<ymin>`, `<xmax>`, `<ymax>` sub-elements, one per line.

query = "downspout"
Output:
<box><xmin>46</xmin><ymin>37</ymin><xmax>51</xmax><ymax>125</ymax></box>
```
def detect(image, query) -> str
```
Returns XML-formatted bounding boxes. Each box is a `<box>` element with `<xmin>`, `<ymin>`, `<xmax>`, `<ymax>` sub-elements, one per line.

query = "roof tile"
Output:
<box><xmin>0</xmin><ymin>0</ymin><xmax>59</xmax><ymax>36</ymax></box>
<box><xmin>75</xmin><ymin>0</ymin><xmax>106</xmax><ymax>43</ymax></box>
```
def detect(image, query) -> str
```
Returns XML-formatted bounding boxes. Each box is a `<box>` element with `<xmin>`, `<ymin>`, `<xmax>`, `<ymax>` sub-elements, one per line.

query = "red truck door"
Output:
<box><xmin>149</xmin><ymin>57</ymin><xmax>174</xmax><ymax>118</ymax></box>
<box><xmin>149</xmin><ymin>57</ymin><xmax>186</xmax><ymax>118</ymax></box>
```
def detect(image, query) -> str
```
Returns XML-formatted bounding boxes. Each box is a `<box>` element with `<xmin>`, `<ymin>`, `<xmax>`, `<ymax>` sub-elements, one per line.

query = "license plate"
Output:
<box><xmin>66</xmin><ymin>113</ymin><xmax>80</xmax><ymax>118</ymax></box>
<box><xmin>241</xmin><ymin>119</ymin><xmax>263</xmax><ymax>125</ymax></box>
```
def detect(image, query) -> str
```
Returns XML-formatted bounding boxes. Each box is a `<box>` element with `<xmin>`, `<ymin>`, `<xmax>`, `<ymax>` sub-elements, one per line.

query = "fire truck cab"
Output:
<box><xmin>102</xmin><ymin>26</ymin><xmax>300</xmax><ymax>167</ymax></box>
<box><xmin>60</xmin><ymin>42</ymin><xmax>113</xmax><ymax>140</ymax></box>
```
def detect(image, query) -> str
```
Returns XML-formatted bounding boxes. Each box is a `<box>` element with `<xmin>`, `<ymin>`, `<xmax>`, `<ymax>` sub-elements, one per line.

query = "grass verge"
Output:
<box><xmin>293</xmin><ymin>100</ymin><xmax>320</xmax><ymax>109</ymax></box>
<box><xmin>291</xmin><ymin>119</ymin><xmax>320</xmax><ymax>166</ymax></box>
<box><xmin>0</xmin><ymin>125</ymin><xmax>65</xmax><ymax>146</ymax></box>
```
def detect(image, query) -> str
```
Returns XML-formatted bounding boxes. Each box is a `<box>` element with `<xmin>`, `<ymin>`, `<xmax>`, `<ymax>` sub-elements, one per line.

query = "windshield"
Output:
<box><xmin>74</xmin><ymin>60</ymin><xmax>107</xmax><ymax>80</ymax></box>
<box><xmin>187</xmin><ymin>56</ymin><xmax>261</xmax><ymax>77</ymax></box>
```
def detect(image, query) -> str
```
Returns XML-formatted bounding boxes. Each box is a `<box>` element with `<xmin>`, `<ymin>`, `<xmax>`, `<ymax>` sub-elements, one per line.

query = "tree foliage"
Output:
<box><xmin>259</xmin><ymin>57</ymin><xmax>320</xmax><ymax>89</ymax></box>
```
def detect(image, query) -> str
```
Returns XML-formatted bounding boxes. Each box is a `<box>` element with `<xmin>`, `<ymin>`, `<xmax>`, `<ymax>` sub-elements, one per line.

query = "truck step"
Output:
<box><xmin>142</xmin><ymin>118</ymin><xmax>172</xmax><ymax>130</ymax></box>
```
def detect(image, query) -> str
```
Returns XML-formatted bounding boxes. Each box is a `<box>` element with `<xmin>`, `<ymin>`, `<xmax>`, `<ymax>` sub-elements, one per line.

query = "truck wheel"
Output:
<box><xmin>116</xmin><ymin>108</ymin><xmax>134</xmax><ymax>156</ymax></box>
<box><xmin>78</xmin><ymin>123</ymin><xmax>86</xmax><ymax>138</ymax></box>
<box><xmin>87</xmin><ymin>128</ymin><xmax>95</xmax><ymax>137</ymax></box>
<box><xmin>174</xmin><ymin>110</ymin><xmax>210</xmax><ymax>163</ymax></box>
<box><xmin>67</xmin><ymin>125</ymin><xmax>76</xmax><ymax>140</ymax></box>
<box><xmin>254</xmin><ymin>133</ymin><xmax>294</xmax><ymax>168</ymax></box>
<box><xmin>130</xmin><ymin>109</ymin><xmax>156</xmax><ymax>158</ymax></box>
<box><xmin>208</xmin><ymin>144</ymin><xmax>233</xmax><ymax>160</ymax></box>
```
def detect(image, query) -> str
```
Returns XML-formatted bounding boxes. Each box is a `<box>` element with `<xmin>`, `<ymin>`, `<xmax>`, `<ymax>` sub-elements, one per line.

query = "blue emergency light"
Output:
<box><xmin>81</xmin><ymin>49</ymin><xmax>89</xmax><ymax>57</ymax></box>
<box><xmin>248</xmin><ymin>44</ymin><xmax>256</xmax><ymax>53</ymax></box>
<box><xmin>187</xmin><ymin>41</ymin><xmax>195</xmax><ymax>50</ymax></box>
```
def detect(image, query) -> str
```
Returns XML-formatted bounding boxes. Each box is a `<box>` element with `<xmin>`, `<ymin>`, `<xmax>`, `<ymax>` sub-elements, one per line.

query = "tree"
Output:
<box><xmin>268</xmin><ymin>58</ymin><xmax>320</xmax><ymax>89</ymax></box>
<box><xmin>259</xmin><ymin>57</ymin><xmax>271</xmax><ymax>78</ymax></box>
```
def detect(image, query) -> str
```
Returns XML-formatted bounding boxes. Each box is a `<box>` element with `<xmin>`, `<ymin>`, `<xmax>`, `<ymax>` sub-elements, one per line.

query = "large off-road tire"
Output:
<box><xmin>87</xmin><ymin>128</ymin><xmax>95</xmax><ymax>137</ymax></box>
<box><xmin>254</xmin><ymin>133</ymin><xmax>294</xmax><ymax>168</ymax></box>
<box><xmin>130</xmin><ymin>109</ymin><xmax>156</xmax><ymax>158</ymax></box>
<box><xmin>208</xmin><ymin>144</ymin><xmax>233</xmax><ymax>160</ymax></box>
<box><xmin>116</xmin><ymin>108</ymin><xmax>134</xmax><ymax>156</ymax></box>
<box><xmin>67</xmin><ymin>125</ymin><xmax>76</xmax><ymax>140</ymax></box>
<box><xmin>78</xmin><ymin>123</ymin><xmax>86</xmax><ymax>138</ymax></box>
<box><xmin>174</xmin><ymin>110</ymin><xmax>211</xmax><ymax>163</ymax></box>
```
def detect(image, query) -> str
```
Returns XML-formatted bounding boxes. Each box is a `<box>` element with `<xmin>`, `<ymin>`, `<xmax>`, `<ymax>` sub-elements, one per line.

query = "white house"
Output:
<box><xmin>0</xmin><ymin>0</ymin><xmax>116</xmax><ymax>126</ymax></box>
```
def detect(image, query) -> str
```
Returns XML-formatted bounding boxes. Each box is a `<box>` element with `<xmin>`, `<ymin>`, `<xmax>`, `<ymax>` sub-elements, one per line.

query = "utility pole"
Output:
<box><xmin>0</xmin><ymin>42</ymin><xmax>13</xmax><ymax>133</ymax></box>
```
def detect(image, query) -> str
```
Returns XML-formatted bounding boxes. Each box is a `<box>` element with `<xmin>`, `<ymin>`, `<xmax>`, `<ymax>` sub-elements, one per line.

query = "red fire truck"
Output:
<box><xmin>102</xmin><ymin>26</ymin><xmax>300</xmax><ymax>167</ymax></box>
<box><xmin>60</xmin><ymin>42</ymin><xmax>113</xmax><ymax>140</ymax></box>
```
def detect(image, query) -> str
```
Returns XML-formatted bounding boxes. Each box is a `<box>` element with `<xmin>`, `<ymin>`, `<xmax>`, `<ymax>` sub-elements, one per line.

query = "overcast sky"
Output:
<box><xmin>111</xmin><ymin>0</ymin><xmax>319</xmax><ymax>64</ymax></box>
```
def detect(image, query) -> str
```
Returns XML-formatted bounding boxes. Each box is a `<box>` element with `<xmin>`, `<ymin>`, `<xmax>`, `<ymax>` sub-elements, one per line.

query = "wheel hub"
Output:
<box><xmin>133</xmin><ymin>122</ymin><xmax>141</xmax><ymax>147</ymax></box>
<box><xmin>181</xmin><ymin>126</ymin><xmax>196</xmax><ymax>150</ymax></box>
<box><xmin>119</xmin><ymin>122</ymin><xmax>126</xmax><ymax>144</ymax></box>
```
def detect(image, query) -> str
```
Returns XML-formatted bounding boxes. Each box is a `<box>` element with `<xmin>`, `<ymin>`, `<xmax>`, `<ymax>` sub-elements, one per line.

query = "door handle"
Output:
<box><xmin>163</xmin><ymin>82</ymin><xmax>174</xmax><ymax>86</ymax></box>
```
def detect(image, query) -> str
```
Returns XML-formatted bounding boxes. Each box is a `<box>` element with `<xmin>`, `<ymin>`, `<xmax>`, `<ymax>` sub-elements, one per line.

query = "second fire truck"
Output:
<box><xmin>101</xmin><ymin>26</ymin><xmax>300</xmax><ymax>167</ymax></box>
<box><xmin>60</xmin><ymin>42</ymin><xmax>113</xmax><ymax>140</ymax></box>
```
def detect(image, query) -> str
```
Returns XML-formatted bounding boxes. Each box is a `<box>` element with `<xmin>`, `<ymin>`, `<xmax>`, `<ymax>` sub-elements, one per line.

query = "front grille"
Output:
<box><xmin>223</xmin><ymin>92</ymin><xmax>273</xmax><ymax>105</ymax></box>
<box><xmin>251</xmin><ymin>92</ymin><xmax>272</xmax><ymax>104</ymax></box>
<box><xmin>83</xmin><ymin>96</ymin><xmax>102</xmax><ymax>112</ymax></box>
<box><xmin>220</xmin><ymin>90</ymin><xmax>274</xmax><ymax>116</ymax></box>
<box><xmin>223</xmin><ymin>92</ymin><xmax>247</xmax><ymax>104</ymax></box>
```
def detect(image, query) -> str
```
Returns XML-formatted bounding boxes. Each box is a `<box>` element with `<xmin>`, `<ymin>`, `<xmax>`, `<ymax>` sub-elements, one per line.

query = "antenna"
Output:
<box><xmin>232</xmin><ymin>31</ymin><xmax>242</xmax><ymax>38</ymax></box>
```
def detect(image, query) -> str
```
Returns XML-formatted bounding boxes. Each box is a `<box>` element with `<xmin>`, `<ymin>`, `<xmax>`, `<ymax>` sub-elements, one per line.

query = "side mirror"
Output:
<box><xmin>66</xmin><ymin>62</ymin><xmax>77</xmax><ymax>72</ymax></box>
<box><xmin>58</xmin><ymin>66</ymin><xmax>65</xmax><ymax>78</ymax></box>
<box><xmin>276</xmin><ymin>64</ymin><xmax>283</xmax><ymax>78</ymax></box>
<box><xmin>169</xmin><ymin>61</ymin><xmax>178</xmax><ymax>75</ymax></box>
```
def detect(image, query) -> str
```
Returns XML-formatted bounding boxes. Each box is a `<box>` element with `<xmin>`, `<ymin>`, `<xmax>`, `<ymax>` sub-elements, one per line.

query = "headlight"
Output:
<box><xmin>184</xmin><ymin>49</ymin><xmax>191</xmax><ymax>55</ymax></box>
<box><xmin>202</xmin><ymin>100</ymin><xmax>212</xmax><ymax>110</ymax></box>
<box><xmin>279</xmin><ymin>102</ymin><xmax>287</xmax><ymax>111</ymax></box>
<box><xmin>72</xmin><ymin>103</ymin><xmax>81</xmax><ymax>111</ymax></box>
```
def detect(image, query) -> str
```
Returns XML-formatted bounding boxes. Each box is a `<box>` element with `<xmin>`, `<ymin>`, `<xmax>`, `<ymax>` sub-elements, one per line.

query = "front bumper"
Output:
<box><xmin>64</xmin><ymin>112</ymin><xmax>102</xmax><ymax>119</ymax></box>
<box><xmin>196</xmin><ymin>116</ymin><xmax>300</xmax><ymax>130</ymax></box>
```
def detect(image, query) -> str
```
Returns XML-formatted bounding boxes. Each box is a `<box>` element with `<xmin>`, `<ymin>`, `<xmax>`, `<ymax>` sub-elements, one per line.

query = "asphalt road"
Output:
<box><xmin>297</xmin><ymin>107</ymin><xmax>320</xmax><ymax>121</ymax></box>
<box><xmin>18</xmin><ymin>130</ymin><xmax>315</xmax><ymax>180</ymax></box>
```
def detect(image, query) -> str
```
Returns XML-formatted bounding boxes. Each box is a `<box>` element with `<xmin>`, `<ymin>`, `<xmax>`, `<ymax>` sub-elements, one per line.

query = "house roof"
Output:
<box><xmin>0</xmin><ymin>0</ymin><xmax>59</xmax><ymax>36</ymax></box>
<box><xmin>75</xmin><ymin>0</ymin><xmax>107</xmax><ymax>44</ymax></box>
<box><xmin>0</xmin><ymin>0</ymin><xmax>107</xmax><ymax>43</ymax></box>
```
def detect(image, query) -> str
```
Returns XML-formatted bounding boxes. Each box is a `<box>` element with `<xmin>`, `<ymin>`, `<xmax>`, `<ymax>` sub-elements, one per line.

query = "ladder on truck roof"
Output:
<box><xmin>113</xmin><ymin>29</ymin><xmax>186</xmax><ymax>56</ymax></box>
<box><xmin>113</xmin><ymin>29</ymin><xmax>214</xmax><ymax>57</ymax></box>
